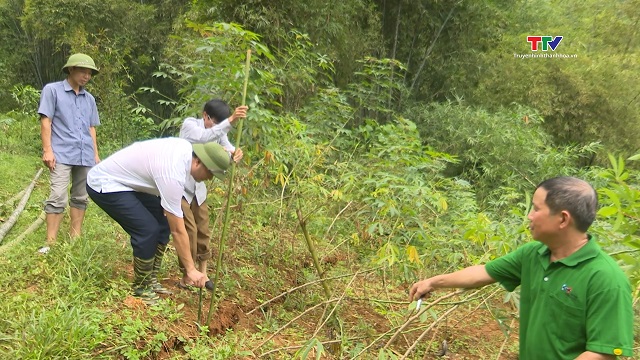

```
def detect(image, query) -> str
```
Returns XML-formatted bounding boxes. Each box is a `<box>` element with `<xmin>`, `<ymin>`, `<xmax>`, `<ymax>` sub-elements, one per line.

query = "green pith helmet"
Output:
<box><xmin>62</xmin><ymin>53</ymin><xmax>99</xmax><ymax>74</ymax></box>
<box><xmin>192</xmin><ymin>142</ymin><xmax>232</xmax><ymax>181</ymax></box>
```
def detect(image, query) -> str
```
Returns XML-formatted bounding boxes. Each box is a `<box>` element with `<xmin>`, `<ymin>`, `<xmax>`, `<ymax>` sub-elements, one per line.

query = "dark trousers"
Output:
<box><xmin>87</xmin><ymin>186</ymin><xmax>170</xmax><ymax>259</ymax></box>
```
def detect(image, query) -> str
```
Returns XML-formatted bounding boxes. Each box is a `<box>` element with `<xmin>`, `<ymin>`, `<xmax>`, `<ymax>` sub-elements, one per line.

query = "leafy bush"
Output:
<box><xmin>409</xmin><ymin>101</ymin><xmax>598</xmax><ymax>209</ymax></box>
<box><xmin>0</xmin><ymin>85</ymin><xmax>41</xmax><ymax>155</ymax></box>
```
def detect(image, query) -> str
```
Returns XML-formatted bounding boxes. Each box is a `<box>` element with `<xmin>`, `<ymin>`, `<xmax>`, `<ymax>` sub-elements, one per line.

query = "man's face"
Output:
<box><xmin>203</xmin><ymin>112</ymin><xmax>217</xmax><ymax>129</ymax></box>
<box><xmin>192</xmin><ymin>158</ymin><xmax>214</xmax><ymax>182</ymax></box>
<box><xmin>69</xmin><ymin>67</ymin><xmax>93</xmax><ymax>87</ymax></box>
<box><xmin>527</xmin><ymin>187</ymin><xmax>562</xmax><ymax>241</ymax></box>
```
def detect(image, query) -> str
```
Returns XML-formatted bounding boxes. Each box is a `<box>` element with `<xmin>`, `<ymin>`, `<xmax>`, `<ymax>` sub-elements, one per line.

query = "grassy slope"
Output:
<box><xmin>0</xmin><ymin>152</ymin><xmax>583</xmax><ymax>360</ymax></box>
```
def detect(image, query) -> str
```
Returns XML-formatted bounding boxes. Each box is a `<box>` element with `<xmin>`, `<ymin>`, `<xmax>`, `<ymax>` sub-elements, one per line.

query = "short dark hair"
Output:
<box><xmin>536</xmin><ymin>176</ymin><xmax>598</xmax><ymax>232</ymax></box>
<box><xmin>203</xmin><ymin>99</ymin><xmax>231</xmax><ymax>124</ymax></box>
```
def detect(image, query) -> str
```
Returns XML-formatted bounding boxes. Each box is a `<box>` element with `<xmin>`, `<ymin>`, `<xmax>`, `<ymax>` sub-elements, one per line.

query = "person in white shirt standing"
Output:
<box><xmin>178</xmin><ymin>99</ymin><xmax>247</xmax><ymax>288</ymax></box>
<box><xmin>86</xmin><ymin>138</ymin><xmax>232</xmax><ymax>305</ymax></box>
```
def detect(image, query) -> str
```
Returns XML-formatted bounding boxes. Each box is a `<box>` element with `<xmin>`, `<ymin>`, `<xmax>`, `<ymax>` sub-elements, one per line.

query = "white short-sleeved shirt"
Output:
<box><xmin>179</xmin><ymin>117</ymin><xmax>234</xmax><ymax>205</ymax></box>
<box><xmin>87</xmin><ymin>138</ymin><xmax>192</xmax><ymax>217</ymax></box>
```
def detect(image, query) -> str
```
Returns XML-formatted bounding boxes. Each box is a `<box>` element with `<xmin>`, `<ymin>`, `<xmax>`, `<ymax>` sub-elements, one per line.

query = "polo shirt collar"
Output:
<box><xmin>537</xmin><ymin>234</ymin><xmax>600</xmax><ymax>267</ymax></box>
<box><xmin>63</xmin><ymin>79</ymin><xmax>86</xmax><ymax>95</ymax></box>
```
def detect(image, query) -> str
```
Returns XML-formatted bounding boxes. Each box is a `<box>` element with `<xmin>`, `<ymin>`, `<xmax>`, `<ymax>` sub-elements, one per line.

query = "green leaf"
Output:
<box><xmin>627</xmin><ymin>153</ymin><xmax>640</xmax><ymax>161</ymax></box>
<box><xmin>597</xmin><ymin>206</ymin><xmax>618</xmax><ymax>217</ymax></box>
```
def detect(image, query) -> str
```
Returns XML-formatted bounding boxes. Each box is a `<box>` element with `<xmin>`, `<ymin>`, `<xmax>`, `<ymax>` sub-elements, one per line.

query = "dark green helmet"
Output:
<box><xmin>62</xmin><ymin>53</ymin><xmax>99</xmax><ymax>74</ymax></box>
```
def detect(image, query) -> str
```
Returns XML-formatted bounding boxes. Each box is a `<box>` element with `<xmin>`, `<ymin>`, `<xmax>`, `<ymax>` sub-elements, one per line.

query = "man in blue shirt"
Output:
<box><xmin>38</xmin><ymin>53</ymin><xmax>100</xmax><ymax>253</ymax></box>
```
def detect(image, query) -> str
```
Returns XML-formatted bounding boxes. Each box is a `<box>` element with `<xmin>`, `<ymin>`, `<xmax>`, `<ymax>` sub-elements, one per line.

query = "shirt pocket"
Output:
<box><xmin>548</xmin><ymin>290</ymin><xmax>585</xmax><ymax>343</ymax></box>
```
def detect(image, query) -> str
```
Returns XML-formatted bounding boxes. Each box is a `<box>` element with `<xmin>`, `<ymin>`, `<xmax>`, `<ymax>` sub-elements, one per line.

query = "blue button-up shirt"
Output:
<box><xmin>38</xmin><ymin>79</ymin><xmax>100</xmax><ymax>166</ymax></box>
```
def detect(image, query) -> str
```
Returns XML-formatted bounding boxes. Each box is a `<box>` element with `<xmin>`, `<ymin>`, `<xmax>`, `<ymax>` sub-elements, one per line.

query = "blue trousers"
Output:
<box><xmin>87</xmin><ymin>186</ymin><xmax>170</xmax><ymax>259</ymax></box>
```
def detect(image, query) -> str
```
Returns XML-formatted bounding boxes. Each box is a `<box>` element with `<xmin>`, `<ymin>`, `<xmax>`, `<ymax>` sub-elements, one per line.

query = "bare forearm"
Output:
<box><xmin>40</xmin><ymin>117</ymin><xmax>52</xmax><ymax>151</ymax></box>
<box><xmin>165</xmin><ymin>211</ymin><xmax>209</xmax><ymax>287</ymax></box>
<box><xmin>410</xmin><ymin>265</ymin><xmax>495</xmax><ymax>301</ymax></box>
<box><xmin>172</xmin><ymin>230</ymin><xmax>196</xmax><ymax>272</ymax></box>
<box><xmin>574</xmin><ymin>351</ymin><xmax>614</xmax><ymax>360</ymax></box>
<box><xmin>431</xmin><ymin>265</ymin><xmax>495</xmax><ymax>288</ymax></box>
<box><xmin>40</xmin><ymin>117</ymin><xmax>56</xmax><ymax>170</ymax></box>
<box><xmin>166</xmin><ymin>213</ymin><xmax>196</xmax><ymax>272</ymax></box>
<box><xmin>89</xmin><ymin>126</ymin><xmax>99</xmax><ymax>158</ymax></box>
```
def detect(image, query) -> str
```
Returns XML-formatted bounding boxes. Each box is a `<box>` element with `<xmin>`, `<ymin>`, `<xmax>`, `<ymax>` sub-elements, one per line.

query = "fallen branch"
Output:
<box><xmin>0</xmin><ymin>211</ymin><xmax>45</xmax><ymax>255</ymax></box>
<box><xmin>247</xmin><ymin>267</ymin><xmax>381</xmax><ymax>315</ymax></box>
<box><xmin>312</xmin><ymin>270</ymin><xmax>359</xmax><ymax>338</ymax></box>
<box><xmin>347</xmin><ymin>317</ymin><xmax>412</xmax><ymax>360</ymax></box>
<box><xmin>401</xmin><ymin>304</ymin><xmax>460</xmax><ymax>359</ymax></box>
<box><xmin>349</xmin><ymin>290</ymin><xmax>463</xmax><ymax>360</ymax></box>
<box><xmin>422</xmin><ymin>321</ymin><xmax>445</xmax><ymax>360</ymax></box>
<box><xmin>258</xmin><ymin>335</ymin><xmax>371</xmax><ymax>358</ymax></box>
<box><xmin>0</xmin><ymin>168</ymin><xmax>43</xmax><ymax>244</ymax></box>
<box><xmin>258</xmin><ymin>339</ymin><xmax>343</xmax><ymax>358</ymax></box>
<box><xmin>495</xmin><ymin>318</ymin><xmax>516</xmax><ymax>360</ymax></box>
<box><xmin>450</xmin><ymin>287</ymin><xmax>500</xmax><ymax>328</ymax></box>
<box><xmin>384</xmin><ymin>290</ymin><xmax>464</xmax><ymax>348</ymax></box>
<box><xmin>253</xmin><ymin>297</ymin><xmax>341</xmax><ymax>351</ymax></box>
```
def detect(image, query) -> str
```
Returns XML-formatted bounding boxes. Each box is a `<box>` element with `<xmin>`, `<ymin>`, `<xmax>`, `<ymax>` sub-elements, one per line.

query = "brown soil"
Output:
<box><xmin>105</xmin><ymin>252</ymin><xmax>519</xmax><ymax>360</ymax></box>
<box><xmin>147</xmin><ymin>276</ymin><xmax>519</xmax><ymax>359</ymax></box>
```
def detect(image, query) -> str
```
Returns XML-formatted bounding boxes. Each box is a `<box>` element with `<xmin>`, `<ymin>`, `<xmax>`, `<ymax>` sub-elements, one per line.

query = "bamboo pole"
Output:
<box><xmin>0</xmin><ymin>211</ymin><xmax>45</xmax><ymax>255</ymax></box>
<box><xmin>296</xmin><ymin>206</ymin><xmax>332</xmax><ymax>299</ymax></box>
<box><xmin>0</xmin><ymin>189</ymin><xmax>25</xmax><ymax>208</ymax></box>
<box><xmin>197</xmin><ymin>288</ymin><xmax>203</xmax><ymax>324</ymax></box>
<box><xmin>0</xmin><ymin>168</ymin><xmax>43</xmax><ymax>244</ymax></box>
<box><xmin>206</xmin><ymin>49</ymin><xmax>252</xmax><ymax>326</ymax></box>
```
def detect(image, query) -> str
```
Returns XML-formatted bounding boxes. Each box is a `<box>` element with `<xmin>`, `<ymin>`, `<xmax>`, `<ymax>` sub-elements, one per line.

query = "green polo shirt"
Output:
<box><xmin>485</xmin><ymin>235</ymin><xmax>633</xmax><ymax>359</ymax></box>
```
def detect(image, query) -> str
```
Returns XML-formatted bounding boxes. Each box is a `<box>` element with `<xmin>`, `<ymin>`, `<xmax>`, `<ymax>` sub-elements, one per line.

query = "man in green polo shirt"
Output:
<box><xmin>409</xmin><ymin>176</ymin><xmax>634</xmax><ymax>359</ymax></box>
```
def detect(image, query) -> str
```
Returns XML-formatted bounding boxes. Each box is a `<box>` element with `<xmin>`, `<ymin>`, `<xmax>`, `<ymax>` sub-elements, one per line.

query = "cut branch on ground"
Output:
<box><xmin>0</xmin><ymin>211</ymin><xmax>45</xmax><ymax>255</ymax></box>
<box><xmin>0</xmin><ymin>168</ymin><xmax>43</xmax><ymax>244</ymax></box>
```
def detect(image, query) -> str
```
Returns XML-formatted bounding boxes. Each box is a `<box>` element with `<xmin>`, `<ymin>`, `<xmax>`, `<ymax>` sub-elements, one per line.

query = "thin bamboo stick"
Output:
<box><xmin>296</xmin><ymin>206</ymin><xmax>331</xmax><ymax>299</ymax></box>
<box><xmin>206</xmin><ymin>49</ymin><xmax>252</xmax><ymax>326</ymax></box>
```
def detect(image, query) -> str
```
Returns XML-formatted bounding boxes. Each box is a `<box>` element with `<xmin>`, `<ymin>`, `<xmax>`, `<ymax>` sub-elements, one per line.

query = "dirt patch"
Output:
<box><xmin>122</xmin><ymin>295</ymin><xmax>146</xmax><ymax>311</ymax></box>
<box><xmin>208</xmin><ymin>300</ymin><xmax>244</xmax><ymax>336</ymax></box>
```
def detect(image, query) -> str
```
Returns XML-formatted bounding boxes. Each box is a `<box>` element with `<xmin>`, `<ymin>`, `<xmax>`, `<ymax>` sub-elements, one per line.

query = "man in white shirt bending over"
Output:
<box><xmin>86</xmin><ymin>138</ymin><xmax>232</xmax><ymax>305</ymax></box>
